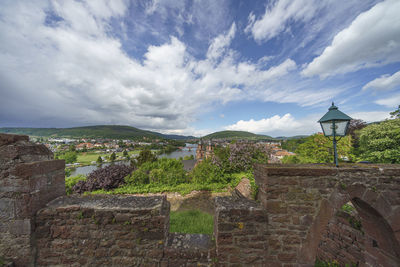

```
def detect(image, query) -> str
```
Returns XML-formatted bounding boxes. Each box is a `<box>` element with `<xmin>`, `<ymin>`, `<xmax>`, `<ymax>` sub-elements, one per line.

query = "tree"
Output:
<box><xmin>358</xmin><ymin>118</ymin><xmax>400</xmax><ymax>163</ymax></box>
<box><xmin>390</xmin><ymin>105</ymin><xmax>400</xmax><ymax>119</ymax></box>
<box><xmin>97</xmin><ymin>156</ymin><xmax>103</xmax><ymax>164</ymax></box>
<box><xmin>110</xmin><ymin>152</ymin><xmax>116</xmax><ymax>162</ymax></box>
<box><xmin>136</xmin><ymin>148</ymin><xmax>157</xmax><ymax>166</ymax></box>
<box><xmin>295</xmin><ymin>134</ymin><xmax>352</xmax><ymax>163</ymax></box>
<box><xmin>348</xmin><ymin>119</ymin><xmax>367</xmax><ymax>157</ymax></box>
<box><xmin>123</xmin><ymin>150</ymin><xmax>129</xmax><ymax>157</ymax></box>
<box><xmin>59</xmin><ymin>151</ymin><xmax>78</xmax><ymax>164</ymax></box>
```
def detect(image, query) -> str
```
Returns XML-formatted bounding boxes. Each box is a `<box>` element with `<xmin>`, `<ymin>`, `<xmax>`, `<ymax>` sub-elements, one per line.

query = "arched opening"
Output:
<box><xmin>351</xmin><ymin>197</ymin><xmax>400</xmax><ymax>266</ymax></box>
<box><xmin>316</xmin><ymin>196</ymin><xmax>400</xmax><ymax>266</ymax></box>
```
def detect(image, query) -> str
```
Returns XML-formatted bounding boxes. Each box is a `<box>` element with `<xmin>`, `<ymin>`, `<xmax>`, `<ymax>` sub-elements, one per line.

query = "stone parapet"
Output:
<box><xmin>0</xmin><ymin>133</ymin><xmax>65</xmax><ymax>266</ymax></box>
<box><xmin>35</xmin><ymin>195</ymin><xmax>170</xmax><ymax>266</ymax></box>
<box><xmin>214</xmin><ymin>196</ymin><xmax>268</xmax><ymax>266</ymax></box>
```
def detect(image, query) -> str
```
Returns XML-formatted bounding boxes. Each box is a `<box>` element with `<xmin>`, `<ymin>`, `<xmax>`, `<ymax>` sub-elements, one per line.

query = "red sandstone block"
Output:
<box><xmin>267</xmin><ymin>201</ymin><xmax>288</xmax><ymax>214</ymax></box>
<box><xmin>0</xmin><ymin>133</ymin><xmax>29</xmax><ymax>146</ymax></box>
<box><xmin>277</xmin><ymin>253</ymin><xmax>297</xmax><ymax>262</ymax></box>
<box><xmin>13</xmin><ymin>160</ymin><xmax>65</xmax><ymax>178</ymax></box>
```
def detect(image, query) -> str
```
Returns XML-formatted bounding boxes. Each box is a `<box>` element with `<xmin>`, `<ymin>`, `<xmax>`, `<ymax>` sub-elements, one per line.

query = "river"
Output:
<box><xmin>69</xmin><ymin>144</ymin><xmax>197</xmax><ymax>176</ymax></box>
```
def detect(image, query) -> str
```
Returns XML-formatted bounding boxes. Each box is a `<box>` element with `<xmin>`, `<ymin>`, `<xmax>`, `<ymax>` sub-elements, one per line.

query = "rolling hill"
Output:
<box><xmin>0</xmin><ymin>125</ymin><xmax>194</xmax><ymax>140</ymax></box>
<box><xmin>201</xmin><ymin>130</ymin><xmax>274</xmax><ymax>140</ymax></box>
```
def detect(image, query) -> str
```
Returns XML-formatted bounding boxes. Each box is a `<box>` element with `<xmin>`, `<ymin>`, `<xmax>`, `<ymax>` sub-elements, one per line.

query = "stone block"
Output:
<box><xmin>0</xmin><ymin>133</ymin><xmax>29</xmax><ymax>146</ymax></box>
<box><xmin>8</xmin><ymin>219</ymin><xmax>32</xmax><ymax>236</ymax></box>
<box><xmin>0</xmin><ymin>198</ymin><xmax>15</xmax><ymax>220</ymax></box>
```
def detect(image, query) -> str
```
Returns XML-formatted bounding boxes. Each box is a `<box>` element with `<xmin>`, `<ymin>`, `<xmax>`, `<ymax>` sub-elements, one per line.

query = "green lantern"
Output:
<box><xmin>318</xmin><ymin>102</ymin><xmax>352</xmax><ymax>167</ymax></box>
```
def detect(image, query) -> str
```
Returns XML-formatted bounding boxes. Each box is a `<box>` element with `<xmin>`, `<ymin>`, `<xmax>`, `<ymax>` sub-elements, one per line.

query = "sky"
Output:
<box><xmin>0</xmin><ymin>0</ymin><xmax>399</xmax><ymax>137</ymax></box>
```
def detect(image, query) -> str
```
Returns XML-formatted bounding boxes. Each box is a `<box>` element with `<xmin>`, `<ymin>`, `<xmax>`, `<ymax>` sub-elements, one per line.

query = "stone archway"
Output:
<box><xmin>300</xmin><ymin>184</ymin><xmax>400</xmax><ymax>266</ymax></box>
<box><xmin>253</xmin><ymin>164</ymin><xmax>400</xmax><ymax>266</ymax></box>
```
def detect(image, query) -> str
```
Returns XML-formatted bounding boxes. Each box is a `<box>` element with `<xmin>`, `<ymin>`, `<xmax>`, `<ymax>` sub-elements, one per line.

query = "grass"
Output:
<box><xmin>169</xmin><ymin>210</ymin><xmax>214</xmax><ymax>234</ymax></box>
<box><xmin>76</xmin><ymin>150</ymin><xmax>140</xmax><ymax>165</ymax></box>
<box><xmin>88</xmin><ymin>182</ymin><xmax>230</xmax><ymax>196</ymax></box>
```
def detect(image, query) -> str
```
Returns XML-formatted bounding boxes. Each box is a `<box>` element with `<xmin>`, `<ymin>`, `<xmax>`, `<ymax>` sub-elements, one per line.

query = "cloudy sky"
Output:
<box><xmin>1</xmin><ymin>0</ymin><xmax>399</xmax><ymax>137</ymax></box>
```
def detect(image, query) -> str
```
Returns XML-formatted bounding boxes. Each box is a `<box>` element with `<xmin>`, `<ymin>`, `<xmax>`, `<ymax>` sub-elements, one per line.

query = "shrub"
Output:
<box><xmin>73</xmin><ymin>164</ymin><xmax>134</xmax><ymax>193</ymax></box>
<box><xmin>190</xmin><ymin>159</ymin><xmax>227</xmax><ymax>184</ymax></box>
<box><xmin>213</xmin><ymin>143</ymin><xmax>268</xmax><ymax>173</ymax></box>
<box><xmin>65</xmin><ymin>175</ymin><xmax>86</xmax><ymax>195</ymax></box>
<box><xmin>136</xmin><ymin>148</ymin><xmax>157</xmax><ymax>166</ymax></box>
<box><xmin>125</xmin><ymin>158</ymin><xmax>187</xmax><ymax>186</ymax></box>
<box><xmin>59</xmin><ymin>151</ymin><xmax>78</xmax><ymax>164</ymax></box>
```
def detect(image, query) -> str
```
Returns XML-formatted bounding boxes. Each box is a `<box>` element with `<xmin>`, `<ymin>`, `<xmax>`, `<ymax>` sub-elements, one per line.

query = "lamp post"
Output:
<box><xmin>318</xmin><ymin>102</ymin><xmax>351</xmax><ymax>167</ymax></box>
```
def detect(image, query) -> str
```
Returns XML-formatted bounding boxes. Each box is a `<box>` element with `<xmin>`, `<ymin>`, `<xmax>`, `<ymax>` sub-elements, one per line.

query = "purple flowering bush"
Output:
<box><xmin>73</xmin><ymin>164</ymin><xmax>134</xmax><ymax>193</ymax></box>
<box><xmin>212</xmin><ymin>143</ymin><xmax>268</xmax><ymax>173</ymax></box>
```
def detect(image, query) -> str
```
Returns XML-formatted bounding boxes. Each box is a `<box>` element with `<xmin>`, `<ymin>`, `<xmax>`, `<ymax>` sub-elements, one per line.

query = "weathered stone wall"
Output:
<box><xmin>2</xmin><ymin>134</ymin><xmax>399</xmax><ymax>266</ymax></box>
<box><xmin>35</xmin><ymin>195</ymin><xmax>170</xmax><ymax>266</ymax></box>
<box><xmin>214</xmin><ymin>196</ymin><xmax>268</xmax><ymax>266</ymax></box>
<box><xmin>0</xmin><ymin>134</ymin><xmax>65</xmax><ymax>266</ymax></box>
<box><xmin>254</xmin><ymin>164</ymin><xmax>400</xmax><ymax>266</ymax></box>
<box><xmin>35</xmin><ymin>194</ymin><xmax>214</xmax><ymax>266</ymax></box>
<box><xmin>317</xmin><ymin>210</ymin><xmax>365</xmax><ymax>266</ymax></box>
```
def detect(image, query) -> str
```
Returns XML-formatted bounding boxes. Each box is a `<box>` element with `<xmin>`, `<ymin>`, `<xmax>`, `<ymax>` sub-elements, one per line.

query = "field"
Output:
<box><xmin>76</xmin><ymin>150</ymin><xmax>140</xmax><ymax>165</ymax></box>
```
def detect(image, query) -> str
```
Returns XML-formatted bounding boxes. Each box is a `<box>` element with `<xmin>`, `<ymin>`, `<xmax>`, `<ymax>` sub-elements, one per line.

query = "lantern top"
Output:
<box><xmin>318</xmin><ymin>102</ymin><xmax>352</xmax><ymax>123</ymax></box>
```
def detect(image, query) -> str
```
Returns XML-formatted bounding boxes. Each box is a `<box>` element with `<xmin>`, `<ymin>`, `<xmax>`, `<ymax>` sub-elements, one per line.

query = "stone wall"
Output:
<box><xmin>2</xmin><ymin>133</ymin><xmax>399</xmax><ymax>266</ymax></box>
<box><xmin>0</xmin><ymin>134</ymin><xmax>65</xmax><ymax>266</ymax></box>
<box><xmin>317</xmin><ymin>210</ymin><xmax>365</xmax><ymax>266</ymax></box>
<box><xmin>214</xmin><ymin>196</ymin><xmax>268</xmax><ymax>266</ymax></box>
<box><xmin>35</xmin><ymin>195</ymin><xmax>170</xmax><ymax>266</ymax></box>
<box><xmin>254</xmin><ymin>163</ymin><xmax>400</xmax><ymax>266</ymax></box>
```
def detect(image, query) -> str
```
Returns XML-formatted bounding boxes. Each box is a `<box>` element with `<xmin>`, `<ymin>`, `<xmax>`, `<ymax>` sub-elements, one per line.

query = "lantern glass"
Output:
<box><xmin>320</xmin><ymin>120</ymin><xmax>349</xmax><ymax>137</ymax></box>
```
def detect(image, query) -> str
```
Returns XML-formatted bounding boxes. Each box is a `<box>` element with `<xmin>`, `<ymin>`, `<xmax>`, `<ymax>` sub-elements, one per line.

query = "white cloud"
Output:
<box><xmin>207</xmin><ymin>23</ymin><xmax>236</xmax><ymax>60</ymax></box>
<box><xmin>245</xmin><ymin>0</ymin><xmax>321</xmax><ymax>43</ymax></box>
<box><xmin>363</xmin><ymin>70</ymin><xmax>400</xmax><ymax>91</ymax></box>
<box><xmin>0</xmin><ymin>1</ymin><xmax>302</xmax><ymax>135</ymax></box>
<box><xmin>302</xmin><ymin>0</ymin><xmax>400</xmax><ymax>78</ymax></box>
<box><xmin>375</xmin><ymin>94</ymin><xmax>400</xmax><ymax>108</ymax></box>
<box><xmin>224</xmin><ymin>113</ymin><xmax>321</xmax><ymax>136</ymax></box>
<box><xmin>350</xmin><ymin>111</ymin><xmax>391</xmax><ymax>122</ymax></box>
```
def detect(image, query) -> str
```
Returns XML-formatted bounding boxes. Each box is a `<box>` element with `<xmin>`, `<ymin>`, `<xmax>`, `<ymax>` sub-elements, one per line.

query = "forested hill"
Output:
<box><xmin>202</xmin><ymin>130</ymin><xmax>274</xmax><ymax>140</ymax></box>
<box><xmin>0</xmin><ymin>125</ymin><xmax>194</xmax><ymax>140</ymax></box>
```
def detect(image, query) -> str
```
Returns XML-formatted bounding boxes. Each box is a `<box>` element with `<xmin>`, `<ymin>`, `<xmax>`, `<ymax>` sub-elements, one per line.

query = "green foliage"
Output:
<box><xmin>358</xmin><ymin>118</ymin><xmax>400</xmax><ymax>163</ymax></box>
<box><xmin>390</xmin><ymin>105</ymin><xmax>400</xmax><ymax>119</ymax></box>
<box><xmin>136</xmin><ymin>148</ymin><xmax>158</xmax><ymax>166</ymax></box>
<box><xmin>169</xmin><ymin>210</ymin><xmax>214</xmax><ymax>234</ymax></box>
<box><xmin>281</xmin><ymin>155</ymin><xmax>301</xmax><ymax>164</ymax></box>
<box><xmin>110</xmin><ymin>152</ymin><xmax>116</xmax><ymax>162</ymax></box>
<box><xmin>65</xmin><ymin>175</ymin><xmax>86</xmax><ymax>195</ymax></box>
<box><xmin>90</xmin><ymin>182</ymin><xmax>229</xmax><ymax>196</ymax></box>
<box><xmin>96</xmin><ymin>156</ymin><xmax>103</xmax><ymax>164</ymax></box>
<box><xmin>202</xmin><ymin>130</ymin><xmax>273</xmax><ymax>140</ymax></box>
<box><xmin>314</xmin><ymin>259</ymin><xmax>340</xmax><ymax>267</ymax></box>
<box><xmin>123</xmin><ymin>150</ymin><xmax>128</xmax><ymax>157</ymax></box>
<box><xmin>0</xmin><ymin>125</ymin><xmax>162</xmax><ymax>140</ymax></box>
<box><xmin>65</xmin><ymin>168</ymin><xmax>72</xmax><ymax>177</ymax></box>
<box><xmin>341</xmin><ymin>203</ymin><xmax>355</xmax><ymax>213</ymax></box>
<box><xmin>125</xmin><ymin>158</ymin><xmax>187</xmax><ymax>186</ymax></box>
<box><xmin>58</xmin><ymin>151</ymin><xmax>78</xmax><ymax>164</ymax></box>
<box><xmin>294</xmin><ymin>134</ymin><xmax>352</xmax><ymax>163</ymax></box>
<box><xmin>348</xmin><ymin>217</ymin><xmax>363</xmax><ymax>232</ymax></box>
<box><xmin>281</xmin><ymin>137</ymin><xmax>307</xmax><ymax>152</ymax></box>
<box><xmin>183</xmin><ymin>155</ymin><xmax>194</xmax><ymax>160</ymax></box>
<box><xmin>190</xmin><ymin>159</ymin><xmax>227</xmax><ymax>184</ymax></box>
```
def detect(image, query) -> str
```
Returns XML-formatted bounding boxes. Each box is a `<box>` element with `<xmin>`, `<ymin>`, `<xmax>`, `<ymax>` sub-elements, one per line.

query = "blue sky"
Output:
<box><xmin>1</xmin><ymin>0</ymin><xmax>399</xmax><ymax>137</ymax></box>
